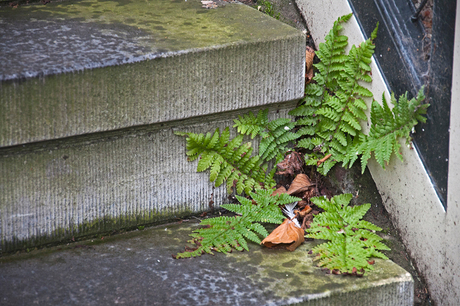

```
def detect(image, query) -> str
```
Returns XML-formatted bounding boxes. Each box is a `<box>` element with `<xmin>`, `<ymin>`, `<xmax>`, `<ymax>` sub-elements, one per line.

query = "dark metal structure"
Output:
<box><xmin>348</xmin><ymin>0</ymin><xmax>456</xmax><ymax>208</ymax></box>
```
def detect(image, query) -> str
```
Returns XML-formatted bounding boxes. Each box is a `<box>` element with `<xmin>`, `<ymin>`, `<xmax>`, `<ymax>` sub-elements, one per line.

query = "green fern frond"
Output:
<box><xmin>307</xmin><ymin>194</ymin><xmax>389</xmax><ymax>274</ymax></box>
<box><xmin>291</xmin><ymin>18</ymin><xmax>378</xmax><ymax>175</ymax></box>
<box><xmin>233</xmin><ymin>109</ymin><xmax>299</xmax><ymax>163</ymax></box>
<box><xmin>315</xmin><ymin>14</ymin><xmax>352</xmax><ymax>90</ymax></box>
<box><xmin>311</xmin><ymin>24</ymin><xmax>378</xmax><ymax>172</ymax></box>
<box><xmin>176</xmin><ymin>127</ymin><xmax>275</xmax><ymax>194</ymax></box>
<box><xmin>357</xmin><ymin>87</ymin><xmax>429</xmax><ymax>172</ymax></box>
<box><xmin>291</xmin><ymin>15</ymin><xmax>427</xmax><ymax>175</ymax></box>
<box><xmin>175</xmin><ymin>190</ymin><xmax>301</xmax><ymax>259</ymax></box>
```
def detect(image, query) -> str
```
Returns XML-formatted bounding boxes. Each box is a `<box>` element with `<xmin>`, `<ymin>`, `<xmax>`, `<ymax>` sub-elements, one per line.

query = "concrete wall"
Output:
<box><xmin>294</xmin><ymin>0</ymin><xmax>459</xmax><ymax>304</ymax></box>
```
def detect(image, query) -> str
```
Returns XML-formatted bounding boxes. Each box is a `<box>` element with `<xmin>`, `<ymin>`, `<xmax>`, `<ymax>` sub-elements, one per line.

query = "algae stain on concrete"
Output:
<box><xmin>1</xmin><ymin>207</ymin><xmax>195</xmax><ymax>253</ymax></box>
<box><xmin>1</xmin><ymin>0</ymin><xmax>295</xmax><ymax>53</ymax></box>
<box><xmin>226</xmin><ymin>244</ymin><xmax>319</xmax><ymax>300</ymax></box>
<box><xmin>225</xmin><ymin>240</ymin><xmax>410</xmax><ymax>301</ymax></box>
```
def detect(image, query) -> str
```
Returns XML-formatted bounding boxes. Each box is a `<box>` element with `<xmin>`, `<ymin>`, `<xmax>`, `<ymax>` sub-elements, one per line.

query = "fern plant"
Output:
<box><xmin>175</xmin><ymin>190</ymin><xmax>301</xmax><ymax>258</ymax></box>
<box><xmin>307</xmin><ymin>194</ymin><xmax>390</xmax><ymax>274</ymax></box>
<box><xmin>174</xmin><ymin>15</ymin><xmax>430</xmax><ymax>274</ymax></box>
<box><xmin>290</xmin><ymin>14</ymin><xmax>429</xmax><ymax>175</ymax></box>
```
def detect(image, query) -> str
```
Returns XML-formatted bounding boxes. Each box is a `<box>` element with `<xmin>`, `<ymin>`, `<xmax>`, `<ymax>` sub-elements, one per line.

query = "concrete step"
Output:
<box><xmin>0</xmin><ymin>220</ymin><xmax>414</xmax><ymax>306</ymax></box>
<box><xmin>0</xmin><ymin>0</ymin><xmax>305</xmax><ymax>252</ymax></box>
<box><xmin>0</xmin><ymin>0</ymin><xmax>304</xmax><ymax>146</ymax></box>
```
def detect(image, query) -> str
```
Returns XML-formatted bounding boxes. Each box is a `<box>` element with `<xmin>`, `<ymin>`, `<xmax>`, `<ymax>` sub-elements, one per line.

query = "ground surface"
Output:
<box><xmin>0</xmin><ymin>0</ymin><xmax>433</xmax><ymax>305</ymax></box>
<box><xmin>0</xmin><ymin>220</ymin><xmax>414</xmax><ymax>306</ymax></box>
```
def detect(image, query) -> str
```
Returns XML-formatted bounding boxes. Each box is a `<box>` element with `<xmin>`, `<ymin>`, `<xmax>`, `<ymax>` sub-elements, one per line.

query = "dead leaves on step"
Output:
<box><xmin>262</xmin><ymin>174</ymin><xmax>318</xmax><ymax>252</ymax></box>
<box><xmin>287</xmin><ymin>174</ymin><xmax>314</xmax><ymax>195</ymax></box>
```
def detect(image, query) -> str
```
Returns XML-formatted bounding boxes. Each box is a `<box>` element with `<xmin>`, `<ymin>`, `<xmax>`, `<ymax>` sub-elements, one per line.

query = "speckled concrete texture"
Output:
<box><xmin>0</xmin><ymin>220</ymin><xmax>413</xmax><ymax>306</ymax></box>
<box><xmin>0</xmin><ymin>0</ymin><xmax>305</xmax><ymax>147</ymax></box>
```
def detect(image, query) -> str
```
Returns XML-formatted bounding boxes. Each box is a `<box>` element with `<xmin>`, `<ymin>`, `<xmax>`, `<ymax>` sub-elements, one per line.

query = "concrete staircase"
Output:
<box><xmin>0</xmin><ymin>0</ymin><xmax>414</xmax><ymax>304</ymax></box>
<box><xmin>0</xmin><ymin>0</ymin><xmax>304</xmax><ymax>252</ymax></box>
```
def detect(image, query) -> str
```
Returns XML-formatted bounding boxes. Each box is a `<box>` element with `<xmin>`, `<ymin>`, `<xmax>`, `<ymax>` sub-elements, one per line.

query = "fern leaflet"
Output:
<box><xmin>352</xmin><ymin>87</ymin><xmax>429</xmax><ymax>171</ymax></box>
<box><xmin>175</xmin><ymin>127</ymin><xmax>276</xmax><ymax>194</ymax></box>
<box><xmin>233</xmin><ymin>109</ymin><xmax>299</xmax><ymax>163</ymax></box>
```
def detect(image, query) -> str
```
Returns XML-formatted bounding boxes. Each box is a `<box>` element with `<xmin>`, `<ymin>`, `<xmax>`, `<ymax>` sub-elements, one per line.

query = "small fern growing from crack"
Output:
<box><xmin>307</xmin><ymin>194</ymin><xmax>389</xmax><ymax>274</ymax></box>
<box><xmin>175</xmin><ymin>190</ymin><xmax>301</xmax><ymax>258</ymax></box>
<box><xmin>290</xmin><ymin>14</ymin><xmax>429</xmax><ymax>175</ymax></box>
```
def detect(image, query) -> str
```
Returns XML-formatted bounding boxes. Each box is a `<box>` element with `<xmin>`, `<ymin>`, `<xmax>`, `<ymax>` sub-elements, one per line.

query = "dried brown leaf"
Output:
<box><xmin>305</xmin><ymin>67</ymin><xmax>314</xmax><ymax>84</ymax></box>
<box><xmin>271</xmin><ymin>186</ymin><xmax>287</xmax><ymax>196</ymax></box>
<box><xmin>261</xmin><ymin>218</ymin><xmax>304</xmax><ymax>251</ymax></box>
<box><xmin>305</xmin><ymin>46</ymin><xmax>315</xmax><ymax>85</ymax></box>
<box><xmin>287</xmin><ymin>174</ymin><xmax>314</xmax><ymax>195</ymax></box>
<box><xmin>296</xmin><ymin>205</ymin><xmax>312</xmax><ymax>218</ymax></box>
<box><xmin>305</xmin><ymin>46</ymin><xmax>315</xmax><ymax>71</ymax></box>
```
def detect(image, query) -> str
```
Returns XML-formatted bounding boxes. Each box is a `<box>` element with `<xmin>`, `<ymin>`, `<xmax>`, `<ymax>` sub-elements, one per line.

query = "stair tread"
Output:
<box><xmin>0</xmin><ymin>221</ymin><xmax>413</xmax><ymax>305</ymax></box>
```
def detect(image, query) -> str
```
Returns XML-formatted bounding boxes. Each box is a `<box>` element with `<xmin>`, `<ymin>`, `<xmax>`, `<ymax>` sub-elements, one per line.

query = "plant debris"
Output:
<box><xmin>201</xmin><ymin>0</ymin><xmax>217</xmax><ymax>9</ymax></box>
<box><xmin>261</xmin><ymin>203</ymin><xmax>304</xmax><ymax>251</ymax></box>
<box><xmin>276</xmin><ymin>151</ymin><xmax>304</xmax><ymax>176</ymax></box>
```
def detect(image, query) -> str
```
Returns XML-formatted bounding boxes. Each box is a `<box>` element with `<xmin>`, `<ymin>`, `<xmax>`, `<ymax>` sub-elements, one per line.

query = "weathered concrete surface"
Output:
<box><xmin>0</xmin><ymin>102</ymin><xmax>296</xmax><ymax>252</ymax></box>
<box><xmin>0</xmin><ymin>0</ymin><xmax>305</xmax><ymax>147</ymax></box>
<box><xmin>0</xmin><ymin>220</ymin><xmax>413</xmax><ymax>305</ymax></box>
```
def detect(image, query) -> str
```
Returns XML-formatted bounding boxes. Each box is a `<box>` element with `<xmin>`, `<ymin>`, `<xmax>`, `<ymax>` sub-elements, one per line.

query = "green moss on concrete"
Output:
<box><xmin>225</xmin><ymin>237</ymin><xmax>412</xmax><ymax>301</ymax></box>
<box><xmin>1</xmin><ymin>207</ymin><xmax>194</xmax><ymax>254</ymax></box>
<box><xmin>0</xmin><ymin>0</ymin><xmax>305</xmax><ymax>147</ymax></box>
<box><xmin>1</xmin><ymin>0</ymin><xmax>298</xmax><ymax>54</ymax></box>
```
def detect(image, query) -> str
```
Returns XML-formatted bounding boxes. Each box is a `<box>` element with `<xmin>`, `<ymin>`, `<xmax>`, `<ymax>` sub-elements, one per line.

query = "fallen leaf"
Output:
<box><xmin>305</xmin><ymin>46</ymin><xmax>315</xmax><ymax>84</ymax></box>
<box><xmin>305</xmin><ymin>68</ymin><xmax>314</xmax><ymax>84</ymax></box>
<box><xmin>271</xmin><ymin>186</ymin><xmax>287</xmax><ymax>196</ymax></box>
<box><xmin>305</xmin><ymin>46</ymin><xmax>315</xmax><ymax>71</ymax></box>
<box><xmin>287</xmin><ymin>174</ymin><xmax>314</xmax><ymax>195</ymax></box>
<box><xmin>261</xmin><ymin>218</ymin><xmax>304</xmax><ymax>251</ymax></box>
